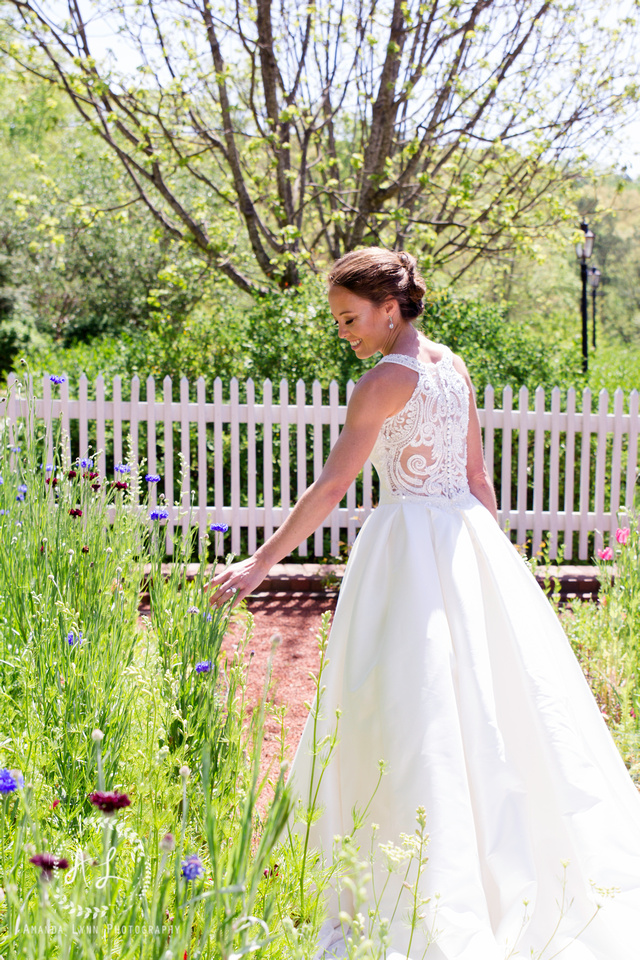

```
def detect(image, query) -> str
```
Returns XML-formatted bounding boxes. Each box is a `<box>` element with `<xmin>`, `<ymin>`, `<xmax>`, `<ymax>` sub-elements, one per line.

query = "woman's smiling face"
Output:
<box><xmin>328</xmin><ymin>285</ymin><xmax>397</xmax><ymax>358</ymax></box>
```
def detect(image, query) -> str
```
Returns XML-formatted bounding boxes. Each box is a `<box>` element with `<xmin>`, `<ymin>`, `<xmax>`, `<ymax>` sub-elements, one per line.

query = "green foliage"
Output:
<box><xmin>563</xmin><ymin>524</ymin><xmax>640</xmax><ymax>781</ymax></box>
<box><xmin>421</xmin><ymin>292</ymin><xmax>582</xmax><ymax>394</ymax></box>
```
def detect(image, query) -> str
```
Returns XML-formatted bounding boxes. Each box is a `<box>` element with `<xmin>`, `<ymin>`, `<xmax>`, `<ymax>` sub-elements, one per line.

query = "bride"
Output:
<box><xmin>208</xmin><ymin>248</ymin><xmax>640</xmax><ymax>959</ymax></box>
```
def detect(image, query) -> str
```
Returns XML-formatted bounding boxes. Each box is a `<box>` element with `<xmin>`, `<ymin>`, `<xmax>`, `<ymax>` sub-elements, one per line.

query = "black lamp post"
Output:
<box><xmin>588</xmin><ymin>266</ymin><xmax>601</xmax><ymax>350</ymax></box>
<box><xmin>575</xmin><ymin>220</ymin><xmax>595</xmax><ymax>374</ymax></box>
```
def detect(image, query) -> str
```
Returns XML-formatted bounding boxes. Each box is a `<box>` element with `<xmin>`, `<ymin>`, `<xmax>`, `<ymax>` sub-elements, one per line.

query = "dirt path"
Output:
<box><xmin>223</xmin><ymin>591</ymin><xmax>337</xmax><ymax>783</ymax></box>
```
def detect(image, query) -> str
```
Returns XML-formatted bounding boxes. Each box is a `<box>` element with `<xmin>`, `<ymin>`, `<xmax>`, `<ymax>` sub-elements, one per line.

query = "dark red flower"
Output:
<box><xmin>45</xmin><ymin>477</ymin><xmax>58</xmax><ymax>487</ymax></box>
<box><xmin>82</xmin><ymin>546</ymin><xmax>89</xmax><ymax>554</ymax></box>
<box><xmin>29</xmin><ymin>852</ymin><xmax>69</xmax><ymax>881</ymax></box>
<box><xmin>113</xmin><ymin>481</ymin><xmax>128</xmax><ymax>491</ymax></box>
<box><xmin>67</xmin><ymin>470</ymin><xmax>77</xmax><ymax>479</ymax></box>
<box><xmin>69</xmin><ymin>508</ymin><xmax>82</xmax><ymax>518</ymax></box>
<box><xmin>89</xmin><ymin>790</ymin><xmax>131</xmax><ymax>814</ymax></box>
<box><xmin>52</xmin><ymin>798</ymin><xmax>60</xmax><ymax>809</ymax></box>
<box><xmin>91</xmin><ymin>483</ymin><xmax>101</xmax><ymax>492</ymax></box>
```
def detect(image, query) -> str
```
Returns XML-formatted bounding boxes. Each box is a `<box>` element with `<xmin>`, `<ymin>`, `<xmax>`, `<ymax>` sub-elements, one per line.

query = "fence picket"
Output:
<box><xmin>180</xmin><ymin>377</ymin><xmax>191</xmax><ymax>540</ymax></box>
<box><xmin>130</xmin><ymin>376</ymin><xmax>140</xmax><ymax>480</ymax></box>
<box><xmin>625</xmin><ymin>391</ymin><xmax>639</xmax><ymax>512</ymax></box>
<box><xmin>312</xmin><ymin>381</ymin><xmax>323</xmax><ymax>557</ymax></box>
<box><xmin>594</xmin><ymin>390</ymin><xmax>609</xmax><ymax>552</ymax></box>
<box><xmin>145</xmin><ymin>378</ymin><xmax>157</xmax><ymax>510</ymax></box>
<box><xmin>213</xmin><ymin>378</ymin><xmax>224</xmax><ymax>551</ymax></box>
<box><xmin>578</xmin><ymin>390</ymin><xmax>592</xmax><ymax>560</ymax></box>
<box><xmin>563</xmin><ymin>389</ymin><xmax>577</xmax><ymax>560</ymax></box>
<box><xmin>329</xmin><ymin>380</ymin><xmax>340</xmax><ymax>556</ymax></box>
<box><xmin>113</xmin><ymin>376</ymin><xmax>123</xmax><ymax>470</ymax></box>
<box><xmin>79</xmin><ymin>375</ymin><xmax>89</xmax><ymax>462</ymax></box>
<box><xmin>296</xmin><ymin>380</ymin><xmax>307</xmax><ymax>557</ymax></box>
<box><xmin>500</xmin><ymin>387</ymin><xmax>513</xmax><ymax>529</ymax></box>
<box><xmin>229</xmin><ymin>378</ymin><xmax>240</xmax><ymax>555</ymax></box>
<box><xmin>197</xmin><ymin>377</ymin><xmax>208</xmax><ymax>550</ymax></box>
<box><xmin>163</xmin><ymin>376</ymin><xmax>174</xmax><ymax>553</ymax></box>
<box><xmin>96</xmin><ymin>376</ymin><xmax>106</xmax><ymax>478</ymax></box>
<box><xmin>60</xmin><ymin>378</ymin><xmax>71</xmax><ymax>462</ymax></box>
<box><xmin>43</xmin><ymin>376</ymin><xmax>53</xmax><ymax>468</ymax></box>
<box><xmin>247</xmin><ymin>379</ymin><xmax>257</xmax><ymax>555</ymax></box>
<box><xmin>531</xmin><ymin>387</ymin><xmax>545</xmax><ymax>556</ymax></box>
<box><xmin>610</xmin><ymin>389</ymin><xmax>624</xmax><ymax>538</ymax></box>
<box><xmin>548</xmin><ymin>387</ymin><xmax>561</xmax><ymax>559</ymax></box>
<box><xmin>516</xmin><ymin>386</ymin><xmax>529</xmax><ymax>546</ymax></box>
<box><xmin>483</xmin><ymin>385</ymin><xmax>494</xmax><ymax>483</ymax></box>
<box><xmin>263</xmin><ymin>380</ymin><xmax>274</xmax><ymax>542</ymax></box>
<box><xmin>280</xmin><ymin>379</ymin><xmax>290</xmax><ymax>528</ymax></box>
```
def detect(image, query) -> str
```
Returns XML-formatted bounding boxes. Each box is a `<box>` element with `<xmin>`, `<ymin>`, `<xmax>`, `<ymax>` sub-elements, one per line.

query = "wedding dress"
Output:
<box><xmin>288</xmin><ymin>348</ymin><xmax>640</xmax><ymax>960</ymax></box>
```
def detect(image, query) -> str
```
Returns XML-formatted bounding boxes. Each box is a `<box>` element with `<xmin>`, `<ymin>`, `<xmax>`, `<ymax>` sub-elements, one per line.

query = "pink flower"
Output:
<box><xmin>597</xmin><ymin>547</ymin><xmax>613</xmax><ymax>561</ymax></box>
<box><xmin>615</xmin><ymin>527</ymin><xmax>630</xmax><ymax>545</ymax></box>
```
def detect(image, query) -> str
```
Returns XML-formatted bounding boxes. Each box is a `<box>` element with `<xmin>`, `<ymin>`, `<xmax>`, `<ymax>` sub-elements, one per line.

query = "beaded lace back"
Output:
<box><xmin>370</xmin><ymin>349</ymin><xmax>470</xmax><ymax>503</ymax></box>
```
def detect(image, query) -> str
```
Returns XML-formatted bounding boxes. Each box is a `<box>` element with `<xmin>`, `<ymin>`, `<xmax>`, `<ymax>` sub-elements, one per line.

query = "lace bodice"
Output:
<box><xmin>370</xmin><ymin>348</ymin><xmax>471</xmax><ymax>505</ymax></box>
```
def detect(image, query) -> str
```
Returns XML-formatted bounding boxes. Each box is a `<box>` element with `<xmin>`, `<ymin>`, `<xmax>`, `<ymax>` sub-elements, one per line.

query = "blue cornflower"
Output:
<box><xmin>0</xmin><ymin>510</ymin><xmax>8</xmax><ymax>516</ymax></box>
<box><xmin>195</xmin><ymin>660</ymin><xmax>212</xmax><ymax>673</ymax></box>
<box><xmin>67</xmin><ymin>631</ymin><xmax>83</xmax><ymax>646</ymax></box>
<box><xmin>204</xmin><ymin>613</ymin><xmax>213</xmax><ymax>623</ymax></box>
<box><xmin>181</xmin><ymin>854</ymin><xmax>204</xmax><ymax>881</ymax></box>
<box><xmin>210</xmin><ymin>523</ymin><xmax>229</xmax><ymax>533</ymax></box>
<box><xmin>149</xmin><ymin>508</ymin><xmax>169</xmax><ymax>521</ymax></box>
<box><xmin>18</xmin><ymin>484</ymin><xmax>27</xmax><ymax>493</ymax></box>
<box><xmin>78</xmin><ymin>458</ymin><xmax>93</xmax><ymax>469</ymax></box>
<box><xmin>114</xmin><ymin>463</ymin><xmax>131</xmax><ymax>474</ymax></box>
<box><xmin>0</xmin><ymin>476</ymin><xmax>3</xmax><ymax>484</ymax></box>
<box><xmin>16</xmin><ymin>494</ymin><xmax>24</xmax><ymax>502</ymax></box>
<box><xmin>9</xmin><ymin>446</ymin><xmax>20</xmax><ymax>453</ymax></box>
<box><xmin>187</xmin><ymin>605</ymin><xmax>199</xmax><ymax>615</ymax></box>
<box><xmin>0</xmin><ymin>769</ymin><xmax>23</xmax><ymax>793</ymax></box>
<box><xmin>49</xmin><ymin>375</ymin><xmax>66</xmax><ymax>385</ymax></box>
<box><xmin>145</xmin><ymin>474</ymin><xmax>161</xmax><ymax>483</ymax></box>
<box><xmin>45</xmin><ymin>464</ymin><xmax>54</xmax><ymax>472</ymax></box>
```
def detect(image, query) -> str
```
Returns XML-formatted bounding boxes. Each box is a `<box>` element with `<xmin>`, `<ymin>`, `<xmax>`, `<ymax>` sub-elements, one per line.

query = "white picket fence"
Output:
<box><xmin>3</xmin><ymin>374</ymin><xmax>639</xmax><ymax>560</ymax></box>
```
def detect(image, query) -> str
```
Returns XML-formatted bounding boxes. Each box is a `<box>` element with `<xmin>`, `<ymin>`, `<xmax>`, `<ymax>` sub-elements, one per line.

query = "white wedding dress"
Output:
<box><xmin>288</xmin><ymin>349</ymin><xmax>640</xmax><ymax>960</ymax></box>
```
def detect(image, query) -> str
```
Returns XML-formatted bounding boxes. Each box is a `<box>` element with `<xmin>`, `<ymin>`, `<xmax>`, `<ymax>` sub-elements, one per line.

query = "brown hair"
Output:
<box><xmin>327</xmin><ymin>247</ymin><xmax>426</xmax><ymax>321</ymax></box>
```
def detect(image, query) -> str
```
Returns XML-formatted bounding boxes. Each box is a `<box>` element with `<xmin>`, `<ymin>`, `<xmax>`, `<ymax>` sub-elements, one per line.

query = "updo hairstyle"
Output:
<box><xmin>328</xmin><ymin>247</ymin><xmax>427</xmax><ymax>322</ymax></box>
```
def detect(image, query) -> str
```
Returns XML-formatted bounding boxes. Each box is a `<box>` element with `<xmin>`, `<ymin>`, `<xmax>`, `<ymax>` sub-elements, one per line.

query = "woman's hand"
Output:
<box><xmin>204</xmin><ymin>556</ymin><xmax>271</xmax><ymax>609</ymax></box>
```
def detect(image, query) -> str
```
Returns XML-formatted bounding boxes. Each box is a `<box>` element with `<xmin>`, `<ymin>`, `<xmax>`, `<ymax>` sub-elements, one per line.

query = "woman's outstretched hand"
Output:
<box><xmin>204</xmin><ymin>556</ymin><xmax>270</xmax><ymax>609</ymax></box>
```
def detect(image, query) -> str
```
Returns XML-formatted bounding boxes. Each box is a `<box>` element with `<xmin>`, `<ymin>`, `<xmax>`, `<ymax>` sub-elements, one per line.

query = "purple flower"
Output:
<box><xmin>210</xmin><ymin>523</ymin><xmax>229</xmax><ymax>533</ymax></box>
<box><xmin>29</xmin><ymin>853</ymin><xmax>69</xmax><ymax>881</ymax></box>
<box><xmin>79</xmin><ymin>458</ymin><xmax>93</xmax><ymax>469</ymax></box>
<box><xmin>45</xmin><ymin>464</ymin><xmax>54</xmax><ymax>472</ymax></box>
<box><xmin>16</xmin><ymin>494</ymin><xmax>24</xmax><ymax>502</ymax></box>
<box><xmin>187</xmin><ymin>605</ymin><xmax>199</xmax><ymax>615</ymax></box>
<box><xmin>195</xmin><ymin>660</ymin><xmax>212</xmax><ymax>673</ymax></box>
<box><xmin>17</xmin><ymin>484</ymin><xmax>27</xmax><ymax>494</ymax></box>
<box><xmin>0</xmin><ymin>475</ymin><xmax>3</xmax><ymax>484</ymax></box>
<box><xmin>67</xmin><ymin>631</ymin><xmax>84</xmax><ymax>646</ymax></box>
<box><xmin>114</xmin><ymin>463</ymin><xmax>131</xmax><ymax>474</ymax></box>
<box><xmin>181</xmin><ymin>854</ymin><xmax>204</xmax><ymax>881</ymax></box>
<box><xmin>149</xmin><ymin>508</ymin><xmax>169</xmax><ymax>521</ymax></box>
<box><xmin>49</xmin><ymin>375</ymin><xmax>66</xmax><ymax>385</ymax></box>
<box><xmin>89</xmin><ymin>791</ymin><xmax>131</xmax><ymax>814</ymax></box>
<box><xmin>10</xmin><ymin>446</ymin><xmax>21</xmax><ymax>453</ymax></box>
<box><xmin>145</xmin><ymin>474</ymin><xmax>161</xmax><ymax>483</ymax></box>
<box><xmin>0</xmin><ymin>510</ymin><xmax>8</xmax><ymax>516</ymax></box>
<box><xmin>0</xmin><ymin>768</ymin><xmax>23</xmax><ymax>793</ymax></box>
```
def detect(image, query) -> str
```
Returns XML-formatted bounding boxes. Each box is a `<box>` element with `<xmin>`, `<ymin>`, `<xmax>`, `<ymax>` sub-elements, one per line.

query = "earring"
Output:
<box><xmin>388</xmin><ymin>316</ymin><xmax>394</xmax><ymax>329</ymax></box>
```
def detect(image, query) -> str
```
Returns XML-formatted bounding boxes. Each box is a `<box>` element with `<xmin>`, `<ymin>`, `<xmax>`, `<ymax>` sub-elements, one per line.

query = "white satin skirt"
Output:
<box><xmin>288</xmin><ymin>496</ymin><xmax>640</xmax><ymax>959</ymax></box>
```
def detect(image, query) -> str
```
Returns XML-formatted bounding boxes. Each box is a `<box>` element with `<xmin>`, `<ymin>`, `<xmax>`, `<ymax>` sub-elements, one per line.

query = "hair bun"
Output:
<box><xmin>398</xmin><ymin>251</ymin><xmax>413</xmax><ymax>272</ymax></box>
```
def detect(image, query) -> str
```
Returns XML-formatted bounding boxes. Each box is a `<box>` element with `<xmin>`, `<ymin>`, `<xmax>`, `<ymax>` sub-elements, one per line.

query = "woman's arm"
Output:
<box><xmin>454</xmin><ymin>356</ymin><xmax>499</xmax><ymax>522</ymax></box>
<box><xmin>206</xmin><ymin>364</ymin><xmax>416</xmax><ymax>606</ymax></box>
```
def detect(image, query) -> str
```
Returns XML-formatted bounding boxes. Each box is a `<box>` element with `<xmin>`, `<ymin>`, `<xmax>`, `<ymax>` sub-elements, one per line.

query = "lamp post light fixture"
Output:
<box><xmin>588</xmin><ymin>266</ymin><xmax>601</xmax><ymax>350</ymax></box>
<box><xmin>575</xmin><ymin>220</ymin><xmax>595</xmax><ymax>374</ymax></box>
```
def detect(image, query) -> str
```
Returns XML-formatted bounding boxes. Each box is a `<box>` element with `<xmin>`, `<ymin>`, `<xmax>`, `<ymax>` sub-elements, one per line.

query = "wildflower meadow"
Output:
<box><xmin>0</xmin><ymin>372</ymin><xmax>639</xmax><ymax>959</ymax></box>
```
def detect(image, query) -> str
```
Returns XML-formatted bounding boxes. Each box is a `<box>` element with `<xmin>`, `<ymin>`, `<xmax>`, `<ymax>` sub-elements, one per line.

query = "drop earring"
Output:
<box><xmin>388</xmin><ymin>316</ymin><xmax>394</xmax><ymax>329</ymax></box>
